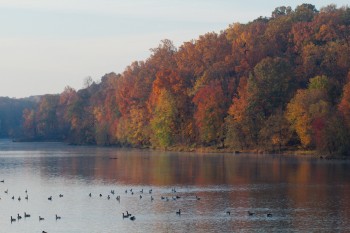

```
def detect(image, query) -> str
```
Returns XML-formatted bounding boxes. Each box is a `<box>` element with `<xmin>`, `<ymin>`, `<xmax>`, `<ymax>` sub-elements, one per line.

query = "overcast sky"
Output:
<box><xmin>0</xmin><ymin>0</ymin><xmax>349</xmax><ymax>98</ymax></box>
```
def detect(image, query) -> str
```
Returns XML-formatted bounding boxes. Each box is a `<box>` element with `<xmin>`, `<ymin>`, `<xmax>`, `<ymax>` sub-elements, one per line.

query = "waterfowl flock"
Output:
<box><xmin>1</xmin><ymin>179</ymin><xmax>276</xmax><ymax>232</ymax></box>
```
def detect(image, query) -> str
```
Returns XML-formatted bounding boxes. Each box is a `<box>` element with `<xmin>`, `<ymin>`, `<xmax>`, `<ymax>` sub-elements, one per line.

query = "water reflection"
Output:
<box><xmin>0</xmin><ymin>140</ymin><xmax>350</xmax><ymax>232</ymax></box>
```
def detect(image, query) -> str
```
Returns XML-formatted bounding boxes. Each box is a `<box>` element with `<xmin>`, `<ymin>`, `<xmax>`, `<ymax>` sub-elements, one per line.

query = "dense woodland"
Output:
<box><xmin>11</xmin><ymin>4</ymin><xmax>350</xmax><ymax>155</ymax></box>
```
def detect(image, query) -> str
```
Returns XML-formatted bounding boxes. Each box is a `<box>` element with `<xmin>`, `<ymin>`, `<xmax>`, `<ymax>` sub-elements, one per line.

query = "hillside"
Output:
<box><xmin>17</xmin><ymin>4</ymin><xmax>350</xmax><ymax>155</ymax></box>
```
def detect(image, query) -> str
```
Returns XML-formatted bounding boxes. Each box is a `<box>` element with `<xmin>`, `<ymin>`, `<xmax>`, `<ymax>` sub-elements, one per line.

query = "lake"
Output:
<box><xmin>0</xmin><ymin>139</ymin><xmax>350</xmax><ymax>232</ymax></box>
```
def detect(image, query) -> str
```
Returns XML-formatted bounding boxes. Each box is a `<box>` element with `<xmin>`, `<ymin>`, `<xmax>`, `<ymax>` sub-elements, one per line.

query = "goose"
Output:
<box><xmin>18</xmin><ymin>196</ymin><xmax>21</xmax><ymax>201</ymax></box>
<box><xmin>0</xmin><ymin>179</ymin><xmax>4</xmax><ymax>183</ymax></box>
<box><xmin>176</xmin><ymin>209</ymin><xmax>181</xmax><ymax>215</ymax></box>
<box><xmin>139</xmin><ymin>195</ymin><xmax>142</xmax><ymax>199</ymax></box>
<box><xmin>111</xmin><ymin>190</ymin><xmax>115</xmax><ymax>195</ymax></box>
<box><xmin>196</xmin><ymin>195</ymin><xmax>200</xmax><ymax>200</ymax></box>
<box><xmin>39</xmin><ymin>216</ymin><xmax>45</xmax><ymax>221</ymax></box>
<box><xmin>116</xmin><ymin>196</ymin><xmax>120</xmax><ymax>202</ymax></box>
<box><xmin>25</xmin><ymin>189</ymin><xmax>27</xmax><ymax>193</ymax></box>
<box><xmin>140</xmin><ymin>189</ymin><xmax>143</xmax><ymax>193</ymax></box>
<box><xmin>48</xmin><ymin>196</ymin><xmax>52</xmax><ymax>201</ymax></box>
<box><xmin>151</xmin><ymin>196</ymin><xmax>154</xmax><ymax>201</ymax></box>
<box><xmin>11</xmin><ymin>216</ymin><xmax>16</xmax><ymax>222</ymax></box>
<box><xmin>12</xmin><ymin>196</ymin><xmax>14</xmax><ymax>200</ymax></box>
<box><xmin>130</xmin><ymin>216</ymin><xmax>136</xmax><ymax>221</ymax></box>
<box><xmin>166</xmin><ymin>197</ymin><xmax>169</xmax><ymax>202</ymax></box>
<box><xmin>125</xmin><ymin>190</ymin><xmax>127</xmax><ymax>194</ymax></box>
<box><xmin>25</xmin><ymin>195</ymin><xmax>28</xmax><ymax>200</ymax></box>
<box><xmin>226</xmin><ymin>211</ymin><xmax>231</xmax><ymax>215</ymax></box>
<box><xmin>89</xmin><ymin>193</ymin><xmax>92</xmax><ymax>197</ymax></box>
<box><xmin>176</xmin><ymin>195</ymin><xmax>181</xmax><ymax>199</ymax></box>
<box><xmin>149</xmin><ymin>189</ymin><xmax>152</xmax><ymax>194</ymax></box>
<box><xmin>267</xmin><ymin>213</ymin><xmax>272</xmax><ymax>217</ymax></box>
<box><xmin>107</xmin><ymin>195</ymin><xmax>110</xmax><ymax>200</ymax></box>
<box><xmin>99</xmin><ymin>194</ymin><xmax>102</xmax><ymax>197</ymax></box>
<box><xmin>55</xmin><ymin>214</ymin><xmax>61</xmax><ymax>220</ymax></box>
<box><xmin>248</xmin><ymin>211</ymin><xmax>255</xmax><ymax>216</ymax></box>
<box><xmin>59</xmin><ymin>194</ymin><xmax>63</xmax><ymax>198</ymax></box>
<box><xmin>17</xmin><ymin>213</ymin><xmax>22</xmax><ymax>220</ymax></box>
<box><xmin>131</xmin><ymin>191</ymin><xmax>134</xmax><ymax>195</ymax></box>
<box><xmin>126</xmin><ymin>211</ymin><xmax>131</xmax><ymax>217</ymax></box>
<box><xmin>122</xmin><ymin>213</ymin><xmax>128</xmax><ymax>218</ymax></box>
<box><xmin>161</xmin><ymin>196</ymin><xmax>165</xmax><ymax>200</ymax></box>
<box><xmin>4</xmin><ymin>189</ymin><xmax>8</xmax><ymax>194</ymax></box>
<box><xmin>24</xmin><ymin>212</ymin><xmax>30</xmax><ymax>218</ymax></box>
<box><xmin>42</xmin><ymin>231</ymin><xmax>47</xmax><ymax>233</ymax></box>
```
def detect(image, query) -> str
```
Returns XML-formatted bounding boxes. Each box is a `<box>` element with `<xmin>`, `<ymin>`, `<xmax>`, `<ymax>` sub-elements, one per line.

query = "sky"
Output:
<box><xmin>0</xmin><ymin>0</ymin><xmax>349</xmax><ymax>98</ymax></box>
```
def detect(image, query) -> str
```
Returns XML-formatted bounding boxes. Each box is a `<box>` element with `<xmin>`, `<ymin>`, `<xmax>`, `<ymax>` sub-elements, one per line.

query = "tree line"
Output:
<box><xmin>19</xmin><ymin>4</ymin><xmax>350</xmax><ymax>155</ymax></box>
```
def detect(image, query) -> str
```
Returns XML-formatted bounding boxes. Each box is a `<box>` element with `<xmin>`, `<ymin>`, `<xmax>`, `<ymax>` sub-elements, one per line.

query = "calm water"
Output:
<box><xmin>0</xmin><ymin>140</ymin><xmax>350</xmax><ymax>232</ymax></box>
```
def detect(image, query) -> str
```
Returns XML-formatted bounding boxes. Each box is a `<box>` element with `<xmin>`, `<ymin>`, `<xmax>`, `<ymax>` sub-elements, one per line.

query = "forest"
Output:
<box><xmin>13</xmin><ymin>4</ymin><xmax>350</xmax><ymax>155</ymax></box>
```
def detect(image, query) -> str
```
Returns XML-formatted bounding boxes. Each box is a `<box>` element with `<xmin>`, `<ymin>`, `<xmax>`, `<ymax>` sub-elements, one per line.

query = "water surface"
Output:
<box><xmin>0</xmin><ymin>140</ymin><xmax>350</xmax><ymax>232</ymax></box>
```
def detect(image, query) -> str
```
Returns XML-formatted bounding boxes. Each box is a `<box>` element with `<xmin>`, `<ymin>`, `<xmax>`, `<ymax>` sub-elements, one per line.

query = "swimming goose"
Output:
<box><xmin>24</xmin><ymin>212</ymin><xmax>30</xmax><ymax>218</ymax></box>
<box><xmin>39</xmin><ymin>216</ymin><xmax>44</xmax><ymax>221</ymax></box>
<box><xmin>176</xmin><ymin>209</ymin><xmax>181</xmax><ymax>215</ymax></box>
<box><xmin>130</xmin><ymin>216</ymin><xmax>136</xmax><ymax>221</ymax></box>
<box><xmin>55</xmin><ymin>214</ymin><xmax>61</xmax><ymax>220</ymax></box>
<box><xmin>48</xmin><ymin>196</ymin><xmax>52</xmax><ymax>201</ymax></box>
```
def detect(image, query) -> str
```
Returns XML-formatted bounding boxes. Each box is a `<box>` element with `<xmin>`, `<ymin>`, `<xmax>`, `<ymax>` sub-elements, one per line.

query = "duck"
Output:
<box><xmin>39</xmin><ymin>216</ymin><xmax>45</xmax><ymax>221</ymax></box>
<box><xmin>55</xmin><ymin>214</ymin><xmax>61</xmax><ymax>220</ymax></box>
<box><xmin>11</xmin><ymin>216</ymin><xmax>16</xmax><ymax>222</ymax></box>
<box><xmin>130</xmin><ymin>216</ymin><xmax>136</xmax><ymax>221</ymax></box>
<box><xmin>17</xmin><ymin>213</ymin><xmax>22</xmax><ymax>220</ymax></box>
<box><xmin>248</xmin><ymin>211</ymin><xmax>255</xmax><ymax>216</ymax></box>
<box><xmin>176</xmin><ymin>209</ymin><xmax>181</xmax><ymax>215</ymax></box>
<box><xmin>59</xmin><ymin>194</ymin><xmax>63</xmax><ymax>198</ymax></box>
<box><xmin>24</xmin><ymin>212</ymin><xmax>30</xmax><ymax>218</ymax></box>
<box><xmin>48</xmin><ymin>196</ymin><xmax>52</xmax><ymax>201</ymax></box>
